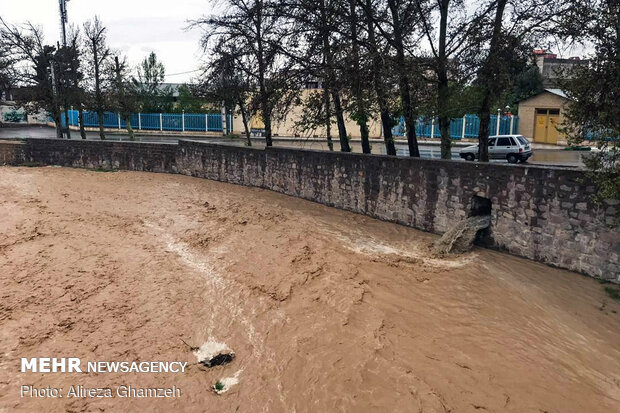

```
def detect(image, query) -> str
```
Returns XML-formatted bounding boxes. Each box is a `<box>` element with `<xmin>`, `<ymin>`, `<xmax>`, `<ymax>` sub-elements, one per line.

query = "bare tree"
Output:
<box><xmin>192</xmin><ymin>0</ymin><xmax>298</xmax><ymax>147</ymax></box>
<box><xmin>83</xmin><ymin>16</ymin><xmax>111</xmax><ymax>140</ymax></box>
<box><xmin>0</xmin><ymin>18</ymin><xmax>65</xmax><ymax>138</ymax></box>
<box><xmin>416</xmin><ymin>0</ymin><xmax>494</xmax><ymax>159</ymax></box>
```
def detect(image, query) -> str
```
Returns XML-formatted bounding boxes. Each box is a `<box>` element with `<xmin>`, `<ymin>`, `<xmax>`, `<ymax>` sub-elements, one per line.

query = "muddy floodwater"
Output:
<box><xmin>0</xmin><ymin>166</ymin><xmax>618</xmax><ymax>412</ymax></box>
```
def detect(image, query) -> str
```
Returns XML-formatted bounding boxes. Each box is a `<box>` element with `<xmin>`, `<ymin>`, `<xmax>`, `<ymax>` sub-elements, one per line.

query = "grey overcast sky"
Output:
<box><xmin>0</xmin><ymin>0</ymin><xmax>213</xmax><ymax>83</ymax></box>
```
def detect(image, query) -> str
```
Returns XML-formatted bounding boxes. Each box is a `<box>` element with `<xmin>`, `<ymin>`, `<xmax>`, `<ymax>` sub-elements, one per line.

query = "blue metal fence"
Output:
<box><xmin>56</xmin><ymin>110</ymin><xmax>231</xmax><ymax>133</ymax></box>
<box><xmin>392</xmin><ymin>114</ymin><xmax>519</xmax><ymax>139</ymax></box>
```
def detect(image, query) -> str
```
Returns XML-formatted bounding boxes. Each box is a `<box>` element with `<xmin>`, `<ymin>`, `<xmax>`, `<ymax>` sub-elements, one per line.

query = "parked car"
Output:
<box><xmin>459</xmin><ymin>135</ymin><xmax>532</xmax><ymax>163</ymax></box>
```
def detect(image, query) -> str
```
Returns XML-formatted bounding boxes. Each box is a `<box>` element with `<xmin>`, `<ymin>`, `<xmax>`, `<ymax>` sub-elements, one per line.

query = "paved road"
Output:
<box><xmin>0</xmin><ymin>125</ymin><xmax>586</xmax><ymax>167</ymax></box>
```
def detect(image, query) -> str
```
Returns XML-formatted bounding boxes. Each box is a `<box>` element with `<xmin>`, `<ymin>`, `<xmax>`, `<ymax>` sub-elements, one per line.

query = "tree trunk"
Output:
<box><xmin>53</xmin><ymin>111</ymin><xmax>63</xmax><ymax>139</ymax></box>
<box><xmin>387</xmin><ymin>0</ymin><xmax>419</xmax><ymax>157</ymax></box>
<box><xmin>331</xmin><ymin>90</ymin><xmax>350</xmax><ymax>152</ymax></box>
<box><xmin>93</xmin><ymin>42</ymin><xmax>106</xmax><ymax>140</ymax></box>
<box><xmin>349</xmin><ymin>0</ymin><xmax>371</xmax><ymax>153</ymax></box>
<box><xmin>477</xmin><ymin>0</ymin><xmax>507</xmax><ymax>162</ymax></box>
<box><xmin>124</xmin><ymin>115</ymin><xmax>135</xmax><ymax>140</ymax></box>
<box><xmin>478</xmin><ymin>94</ymin><xmax>491</xmax><ymax>161</ymax></box>
<box><xmin>78</xmin><ymin>107</ymin><xmax>86</xmax><ymax>139</ymax></box>
<box><xmin>255</xmin><ymin>4</ymin><xmax>272</xmax><ymax>147</ymax></box>
<box><xmin>320</xmin><ymin>0</ymin><xmax>347</xmax><ymax>152</ymax></box>
<box><xmin>63</xmin><ymin>108</ymin><xmax>71</xmax><ymax>139</ymax></box>
<box><xmin>366</xmin><ymin>0</ymin><xmax>396</xmax><ymax>156</ymax></box>
<box><xmin>437</xmin><ymin>0</ymin><xmax>451</xmax><ymax>159</ymax></box>
<box><xmin>238</xmin><ymin>98</ymin><xmax>252</xmax><ymax>147</ymax></box>
<box><xmin>97</xmin><ymin>110</ymin><xmax>105</xmax><ymax>140</ymax></box>
<box><xmin>323</xmin><ymin>84</ymin><xmax>334</xmax><ymax>151</ymax></box>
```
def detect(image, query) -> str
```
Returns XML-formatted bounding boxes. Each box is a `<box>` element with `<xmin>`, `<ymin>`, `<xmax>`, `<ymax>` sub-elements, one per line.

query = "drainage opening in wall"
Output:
<box><xmin>470</xmin><ymin>195</ymin><xmax>492</xmax><ymax>245</ymax></box>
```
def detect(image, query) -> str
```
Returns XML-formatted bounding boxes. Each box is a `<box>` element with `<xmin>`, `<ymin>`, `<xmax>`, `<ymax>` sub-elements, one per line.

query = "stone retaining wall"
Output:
<box><xmin>1</xmin><ymin>138</ymin><xmax>617</xmax><ymax>282</ymax></box>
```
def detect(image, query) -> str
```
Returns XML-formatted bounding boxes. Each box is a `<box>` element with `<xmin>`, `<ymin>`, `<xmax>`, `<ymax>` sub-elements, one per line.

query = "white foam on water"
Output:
<box><xmin>214</xmin><ymin>369</ymin><xmax>243</xmax><ymax>394</ymax></box>
<box><xmin>143</xmin><ymin>220</ymin><xmax>268</xmax><ymax>359</ymax></box>
<box><xmin>194</xmin><ymin>339</ymin><xmax>234</xmax><ymax>363</ymax></box>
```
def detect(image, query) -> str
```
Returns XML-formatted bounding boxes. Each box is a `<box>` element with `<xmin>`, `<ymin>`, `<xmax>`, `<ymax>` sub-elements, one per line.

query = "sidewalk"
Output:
<box><xmin>22</xmin><ymin>123</ymin><xmax>574</xmax><ymax>150</ymax></box>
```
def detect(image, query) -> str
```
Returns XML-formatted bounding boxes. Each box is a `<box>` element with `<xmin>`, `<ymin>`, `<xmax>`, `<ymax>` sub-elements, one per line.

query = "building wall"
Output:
<box><xmin>518</xmin><ymin>92</ymin><xmax>569</xmax><ymax>144</ymax></box>
<box><xmin>232</xmin><ymin>89</ymin><xmax>384</xmax><ymax>138</ymax></box>
<box><xmin>1</xmin><ymin>138</ymin><xmax>618</xmax><ymax>282</ymax></box>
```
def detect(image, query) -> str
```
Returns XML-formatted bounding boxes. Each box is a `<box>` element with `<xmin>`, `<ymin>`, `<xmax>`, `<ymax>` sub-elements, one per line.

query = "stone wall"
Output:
<box><xmin>1</xmin><ymin>138</ymin><xmax>618</xmax><ymax>282</ymax></box>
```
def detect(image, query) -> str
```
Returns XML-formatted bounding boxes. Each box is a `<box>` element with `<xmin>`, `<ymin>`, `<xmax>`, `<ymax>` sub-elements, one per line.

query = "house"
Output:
<box><xmin>517</xmin><ymin>88</ymin><xmax>570</xmax><ymax>145</ymax></box>
<box><xmin>533</xmin><ymin>49</ymin><xmax>588</xmax><ymax>88</ymax></box>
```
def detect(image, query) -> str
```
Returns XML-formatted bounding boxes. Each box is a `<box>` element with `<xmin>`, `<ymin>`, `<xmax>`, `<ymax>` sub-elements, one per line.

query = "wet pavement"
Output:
<box><xmin>0</xmin><ymin>125</ymin><xmax>586</xmax><ymax>167</ymax></box>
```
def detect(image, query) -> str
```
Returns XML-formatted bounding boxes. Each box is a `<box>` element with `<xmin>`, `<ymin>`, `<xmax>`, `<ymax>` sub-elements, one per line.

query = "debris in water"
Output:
<box><xmin>194</xmin><ymin>340</ymin><xmax>236</xmax><ymax>367</ymax></box>
<box><xmin>213</xmin><ymin>370</ymin><xmax>242</xmax><ymax>394</ymax></box>
<box><xmin>433</xmin><ymin>215</ymin><xmax>491</xmax><ymax>255</ymax></box>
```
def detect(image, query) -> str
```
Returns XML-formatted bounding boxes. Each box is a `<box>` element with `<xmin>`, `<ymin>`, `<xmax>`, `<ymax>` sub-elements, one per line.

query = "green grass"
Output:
<box><xmin>604</xmin><ymin>286</ymin><xmax>620</xmax><ymax>301</ymax></box>
<box><xmin>213</xmin><ymin>381</ymin><xmax>225</xmax><ymax>391</ymax></box>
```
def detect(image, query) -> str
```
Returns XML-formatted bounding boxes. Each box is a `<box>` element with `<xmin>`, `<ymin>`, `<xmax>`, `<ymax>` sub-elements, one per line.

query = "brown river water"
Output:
<box><xmin>0</xmin><ymin>166</ymin><xmax>618</xmax><ymax>412</ymax></box>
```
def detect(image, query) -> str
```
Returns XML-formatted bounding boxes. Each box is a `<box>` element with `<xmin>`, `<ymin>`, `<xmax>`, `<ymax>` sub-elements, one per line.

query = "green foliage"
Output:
<box><xmin>558</xmin><ymin>0</ymin><xmax>619</xmax><ymax>202</ymax></box>
<box><xmin>171</xmin><ymin>84</ymin><xmax>206</xmax><ymax>113</ymax></box>
<box><xmin>495</xmin><ymin>65</ymin><xmax>544</xmax><ymax>109</ymax></box>
<box><xmin>132</xmin><ymin>52</ymin><xmax>174</xmax><ymax>113</ymax></box>
<box><xmin>213</xmin><ymin>381</ymin><xmax>225</xmax><ymax>391</ymax></box>
<box><xmin>294</xmin><ymin>90</ymin><xmax>330</xmax><ymax>137</ymax></box>
<box><xmin>604</xmin><ymin>286</ymin><xmax>620</xmax><ymax>301</ymax></box>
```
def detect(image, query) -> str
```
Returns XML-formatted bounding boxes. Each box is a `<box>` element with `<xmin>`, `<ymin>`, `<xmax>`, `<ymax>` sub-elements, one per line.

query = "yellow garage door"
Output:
<box><xmin>533</xmin><ymin>109</ymin><xmax>561</xmax><ymax>144</ymax></box>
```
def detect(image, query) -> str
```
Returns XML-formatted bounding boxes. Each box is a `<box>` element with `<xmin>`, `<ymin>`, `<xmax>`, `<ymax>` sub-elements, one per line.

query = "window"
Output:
<box><xmin>488</xmin><ymin>138</ymin><xmax>497</xmax><ymax>146</ymax></box>
<box><xmin>497</xmin><ymin>137</ymin><xmax>512</xmax><ymax>146</ymax></box>
<box><xmin>517</xmin><ymin>136</ymin><xmax>529</xmax><ymax>145</ymax></box>
<box><xmin>509</xmin><ymin>137</ymin><xmax>517</xmax><ymax>145</ymax></box>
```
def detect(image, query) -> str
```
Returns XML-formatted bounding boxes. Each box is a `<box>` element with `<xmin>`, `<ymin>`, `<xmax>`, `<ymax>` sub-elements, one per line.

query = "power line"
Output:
<box><xmin>165</xmin><ymin>69</ymin><xmax>202</xmax><ymax>78</ymax></box>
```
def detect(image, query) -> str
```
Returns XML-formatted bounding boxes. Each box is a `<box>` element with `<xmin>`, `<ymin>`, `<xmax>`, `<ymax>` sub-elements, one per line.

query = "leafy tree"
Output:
<box><xmin>109</xmin><ymin>55</ymin><xmax>140</xmax><ymax>140</ymax></box>
<box><xmin>132</xmin><ymin>51</ymin><xmax>174</xmax><ymax>113</ymax></box>
<box><xmin>416</xmin><ymin>0</ymin><xmax>496</xmax><ymax>159</ymax></box>
<box><xmin>174</xmin><ymin>84</ymin><xmax>206</xmax><ymax>113</ymax></box>
<box><xmin>475</xmin><ymin>0</ymin><xmax>575</xmax><ymax>161</ymax></box>
<box><xmin>55</xmin><ymin>39</ymin><xmax>84</xmax><ymax>139</ymax></box>
<box><xmin>64</xmin><ymin>28</ymin><xmax>88</xmax><ymax>139</ymax></box>
<box><xmin>559</xmin><ymin>0</ymin><xmax>619</xmax><ymax>201</ymax></box>
<box><xmin>195</xmin><ymin>41</ymin><xmax>255</xmax><ymax>145</ymax></box>
<box><xmin>361</xmin><ymin>0</ymin><xmax>397</xmax><ymax>155</ymax></box>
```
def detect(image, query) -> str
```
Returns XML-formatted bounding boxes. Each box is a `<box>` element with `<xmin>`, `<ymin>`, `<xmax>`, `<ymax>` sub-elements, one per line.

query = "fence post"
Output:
<box><xmin>138</xmin><ymin>113</ymin><xmax>141</xmax><ymax>130</ymax></box>
<box><xmin>182</xmin><ymin>111</ymin><xmax>185</xmax><ymax>132</ymax></box>
<box><xmin>118</xmin><ymin>113</ymin><xmax>121</xmax><ymax>129</ymax></box>
<box><xmin>496</xmin><ymin>109</ymin><xmax>501</xmax><ymax>136</ymax></box>
<box><xmin>510</xmin><ymin>115</ymin><xmax>514</xmax><ymax>134</ymax></box>
<box><xmin>221</xmin><ymin>104</ymin><xmax>227</xmax><ymax>136</ymax></box>
<box><xmin>159</xmin><ymin>113</ymin><xmax>163</xmax><ymax>131</ymax></box>
<box><xmin>461</xmin><ymin>115</ymin><xmax>466</xmax><ymax>139</ymax></box>
<box><xmin>205</xmin><ymin>113</ymin><xmax>208</xmax><ymax>132</ymax></box>
<box><xmin>430</xmin><ymin>117</ymin><xmax>435</xmax><ymax>138</ymax></box>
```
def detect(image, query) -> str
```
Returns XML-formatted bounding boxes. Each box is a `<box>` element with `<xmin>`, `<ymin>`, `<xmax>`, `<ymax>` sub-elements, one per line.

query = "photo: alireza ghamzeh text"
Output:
<box><xmin>0</xmin><ymin>0</ymin><xmax>618</xmax><ymax>412</ymax></box>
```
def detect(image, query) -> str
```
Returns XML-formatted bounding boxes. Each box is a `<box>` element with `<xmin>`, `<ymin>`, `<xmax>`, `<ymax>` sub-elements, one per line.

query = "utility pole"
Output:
<box><xmin>58</xmin><ymin>0</ymin><xmax>71</xmax><ymax>138</ymax></box>
<box><xmin>59</xmin><ymin>0</ymin><xmax>69</xmax><ymax>47</ymax></box>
